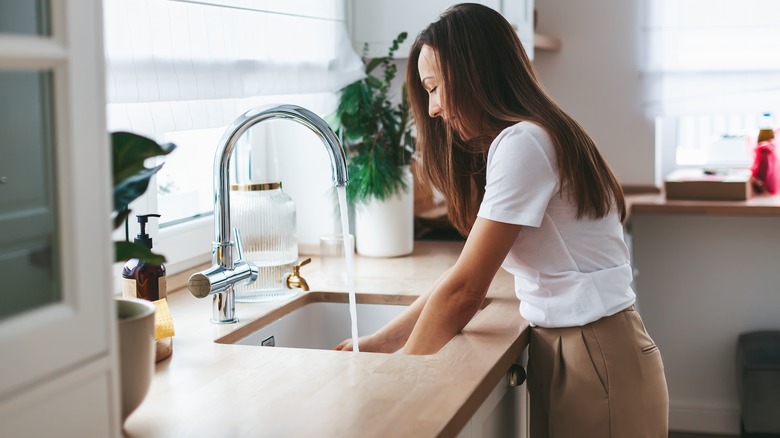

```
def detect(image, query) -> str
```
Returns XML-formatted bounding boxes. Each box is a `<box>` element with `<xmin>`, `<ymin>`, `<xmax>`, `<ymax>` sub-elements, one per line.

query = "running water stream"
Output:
<box><xmin>336</xmin><ymin>187</ymin><xmax>359</xmax><ymax>352</ymax></box>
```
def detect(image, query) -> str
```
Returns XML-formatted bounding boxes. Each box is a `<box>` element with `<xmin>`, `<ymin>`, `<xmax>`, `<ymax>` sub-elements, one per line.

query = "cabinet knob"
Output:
<box><xmin>506</xmin><ymin>362</ymin><xmax>526</xmax><ymax>387</ymax></box>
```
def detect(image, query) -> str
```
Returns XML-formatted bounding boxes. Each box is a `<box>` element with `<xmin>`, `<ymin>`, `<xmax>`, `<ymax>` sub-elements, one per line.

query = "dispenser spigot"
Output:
<box><xmin>285</xmin><ymin>258</ymin><xmax>311</xmax><ymax>291</ymax></box>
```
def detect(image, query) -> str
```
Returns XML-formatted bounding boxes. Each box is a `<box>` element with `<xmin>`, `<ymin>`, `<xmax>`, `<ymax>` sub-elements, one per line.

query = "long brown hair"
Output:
<box><xmin>406</xmin><ymin>3</ymin><xmax>625</xmax><ymax>236</ymax></box>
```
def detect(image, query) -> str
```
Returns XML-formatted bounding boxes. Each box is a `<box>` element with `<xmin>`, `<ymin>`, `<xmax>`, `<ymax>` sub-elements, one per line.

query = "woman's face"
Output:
<box><xmin>418</xmin><ymin>45</ymin><xmax>445</xmax><ymax>119</ymax></box>
<box><xmin>418</xmin><ymin>45</ymin><xmax>473</xmax><ymax>140</ymax></box>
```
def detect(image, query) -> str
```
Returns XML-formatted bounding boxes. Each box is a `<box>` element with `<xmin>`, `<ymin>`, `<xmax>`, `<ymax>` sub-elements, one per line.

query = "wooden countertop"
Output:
<box><xmin>123</xmin><ymin>241</ymin><xmax>528</xmax><ymax>438</ymax></box>
<box><xmin>627</xmin><ymin>193</ymin><xmax>780</xmax><ymax>217</ymax></box>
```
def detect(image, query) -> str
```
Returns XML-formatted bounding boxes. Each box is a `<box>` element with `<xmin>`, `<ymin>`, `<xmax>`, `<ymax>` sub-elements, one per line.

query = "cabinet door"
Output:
<box><xmin>457</xmin><ymin>379</ymin><xmax>529</xmax><ymax>438</ymax></box>
<box><xmin>502</xmin><ymin>0</ymin><xmax>535</xmax><ymax>60</ymax></box>
<box><xmin>0</xmin><ymin>0</ymin><xmax>116</xmax><ymax>410</ymax></box>
<box><xmin>350</xmin><ymin>0</ymin><xmax>500</xmax><ymax>58</ymax></box>
<box><xmin>349</xmin><ymin>0</ymin><xmax>534</xmax><ymax>59</ymax></box>
<box><xmin>458</xmin><ymin>355</ymin><xmax>530</xmax><ymax>438</ymax></box>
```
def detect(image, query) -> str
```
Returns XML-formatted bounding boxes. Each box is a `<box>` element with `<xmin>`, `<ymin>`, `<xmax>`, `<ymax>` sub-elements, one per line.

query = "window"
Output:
<box><xmin>642</xmin><ymin>0</ymin><xmax>780</xmax><ymax>181</ymax></box>
<box><xmin>103</xmin><ymin>0</ymin><xmax>363</xmax><ymax>274</ymax></box>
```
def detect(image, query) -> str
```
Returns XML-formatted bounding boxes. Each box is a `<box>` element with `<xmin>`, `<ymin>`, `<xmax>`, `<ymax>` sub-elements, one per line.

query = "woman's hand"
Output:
<box><xmin>333</xmin><ymin>333</ymin><xmax>398</xmax><ymax>353</ymax></box>
<box><xmin>331</xmin><ymin>268</ymin><xmax>456</xmax><ymax>355</ymax></box>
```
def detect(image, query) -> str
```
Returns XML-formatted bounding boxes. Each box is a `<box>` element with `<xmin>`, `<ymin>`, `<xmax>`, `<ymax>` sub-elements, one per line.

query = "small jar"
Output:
<box><xmin>230</xmin><ymin>182</ymin><xmax>298</xmax><ymax>302</ymax></box>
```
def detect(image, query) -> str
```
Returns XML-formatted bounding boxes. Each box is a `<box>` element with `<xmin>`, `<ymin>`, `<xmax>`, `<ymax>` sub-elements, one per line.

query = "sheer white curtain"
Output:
<box><xmin>643</xmin><ymin>0</ymin><xmax>780</xmax><ymax>117</ymax></box>
<box><xmin>103</xmin><ymin>0</ymin><xmax>364</xmax><ymax>135</ymax></box>
<box><xmin>102</xmin><ymin>0</ymin><xmax>364</xmax><ymax>274</ymax></box>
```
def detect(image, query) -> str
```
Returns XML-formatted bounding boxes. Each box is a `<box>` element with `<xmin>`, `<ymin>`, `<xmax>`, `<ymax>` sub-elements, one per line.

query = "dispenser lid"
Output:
<box><xmin>230</xmin><ymin>181</ymin><xmax>281</xmax><ymax>191</ymax></box>
<box><xmin>134</xmin><ymin>214</ymin><xmax>161</xmax><ymax>249</ymax></box>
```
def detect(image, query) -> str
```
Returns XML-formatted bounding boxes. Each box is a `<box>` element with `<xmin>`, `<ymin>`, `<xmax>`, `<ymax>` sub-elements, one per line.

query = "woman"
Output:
<box><xmin>335</xmin><ymin>3</ymin><xmax>668</xmax><ymax>436</ymax></box>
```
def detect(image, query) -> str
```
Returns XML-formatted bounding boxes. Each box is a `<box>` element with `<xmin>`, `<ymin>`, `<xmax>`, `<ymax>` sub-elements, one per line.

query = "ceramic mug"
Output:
<box><xmin>116</xmin><ymin>297</ymin><xmax>156</xmax><ymax>423</ymax></box>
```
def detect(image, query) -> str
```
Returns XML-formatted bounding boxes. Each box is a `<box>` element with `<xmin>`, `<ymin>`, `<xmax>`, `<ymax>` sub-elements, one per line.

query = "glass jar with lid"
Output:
<box><xmin>230</xmin><ymin>181</ymin><xmax>298</xmax><ymax>302</ymax></box>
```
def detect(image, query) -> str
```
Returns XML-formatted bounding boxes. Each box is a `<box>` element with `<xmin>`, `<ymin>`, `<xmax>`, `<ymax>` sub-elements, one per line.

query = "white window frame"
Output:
<box><xmin>151</xmin><ymin>201</ymin><xmax>213</xmax><ymax>274</ymax></box>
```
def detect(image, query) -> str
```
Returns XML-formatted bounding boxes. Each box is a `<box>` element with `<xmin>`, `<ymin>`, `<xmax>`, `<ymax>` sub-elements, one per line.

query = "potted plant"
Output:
<box><xmin>331</xmin><ymin>32</ymin><xmax>417</xmax><ymax>257</ymax></box>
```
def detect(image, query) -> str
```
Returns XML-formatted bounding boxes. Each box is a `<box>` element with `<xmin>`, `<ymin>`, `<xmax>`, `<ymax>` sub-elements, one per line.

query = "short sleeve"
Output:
<box><xmin>477</xmin><ymin>123</ymin><xmax>558</xmax><ymax>227</ymax></box>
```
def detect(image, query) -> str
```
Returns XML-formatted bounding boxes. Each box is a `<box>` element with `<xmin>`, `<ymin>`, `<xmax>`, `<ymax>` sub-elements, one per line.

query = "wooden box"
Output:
<box><xmin>664</xmin><ymin>168</ymin><xmax>752</xmax><ymax>201</ymax></box>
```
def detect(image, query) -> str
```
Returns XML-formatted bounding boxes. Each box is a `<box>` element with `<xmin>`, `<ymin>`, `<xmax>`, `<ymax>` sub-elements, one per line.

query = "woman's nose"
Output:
<box><xmin>428</xmin><ymin>100</ymin><xmax>442</xmax><ymax>119</ymax></box>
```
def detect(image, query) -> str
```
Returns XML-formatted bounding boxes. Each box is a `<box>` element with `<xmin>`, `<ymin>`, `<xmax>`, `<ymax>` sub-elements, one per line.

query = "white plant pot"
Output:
<box><xmin>354</xmin><ymin>168</ymin><xmax>414</xmax><ymax>257</ymax></box>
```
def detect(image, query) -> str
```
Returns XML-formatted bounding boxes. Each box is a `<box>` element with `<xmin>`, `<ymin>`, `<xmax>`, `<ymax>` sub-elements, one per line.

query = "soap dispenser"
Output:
<box><xmin>122</xmin><ymin>214</ymin><xmax>166</xmax><ymax>301</ymax></box>
<box><xmin>122</xmin><ymin>214</ymin><xmax>174</xmax><ymax>362</ymax></box>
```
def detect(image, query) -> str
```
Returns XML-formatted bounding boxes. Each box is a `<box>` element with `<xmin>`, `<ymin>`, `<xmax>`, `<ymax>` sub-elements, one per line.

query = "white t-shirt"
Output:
<box><xmin>476</xmin><ymin>121</ymin><xmax>635</xmax><ymax>328</ymax></box>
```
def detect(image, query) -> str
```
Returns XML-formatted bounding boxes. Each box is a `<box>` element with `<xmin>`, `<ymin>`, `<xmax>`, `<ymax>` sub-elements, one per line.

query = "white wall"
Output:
<box><xmin>272</xmin><ymin>121</ymin><xmax>344</xmax><ymax>247</ymax></box>
<box><xmin>390</xmin><ymin>0</ymin><xmax>655</xmax><ymax>185</ymax></box>
<box><xmin>631</xmin><ymin>214</ymin><xmax>780</xmax><ymax>434</ymax></box>
<box><xmin>533</xmin><ymin>0</ymin><xmax>655</xmax><ymax>186</ymax></box>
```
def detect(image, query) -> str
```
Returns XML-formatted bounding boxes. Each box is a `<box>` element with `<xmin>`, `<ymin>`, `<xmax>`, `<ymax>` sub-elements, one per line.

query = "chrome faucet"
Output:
<box><xmin>187</xmin><ymin>104</ymin><xmax>349</xmax><ymax>323</ymax></box>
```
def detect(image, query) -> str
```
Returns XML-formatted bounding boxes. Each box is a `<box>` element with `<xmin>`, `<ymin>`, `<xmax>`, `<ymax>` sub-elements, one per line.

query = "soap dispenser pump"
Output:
<box><xmin>122</xmin><ymin>214</ymin><xmax>166</xmax><ymax>301</ymax></box>
<box><xmin>122</xmin><ymin>214</ymin><xmax>173</xmax><ymax>362</ymax></box>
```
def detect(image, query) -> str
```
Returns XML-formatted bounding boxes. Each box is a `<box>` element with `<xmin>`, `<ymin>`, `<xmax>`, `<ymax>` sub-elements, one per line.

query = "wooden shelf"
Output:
<box><xmin>534</xmin><ymin>33</ymin><xmax>562</xmax><ymax>52</ymax></box>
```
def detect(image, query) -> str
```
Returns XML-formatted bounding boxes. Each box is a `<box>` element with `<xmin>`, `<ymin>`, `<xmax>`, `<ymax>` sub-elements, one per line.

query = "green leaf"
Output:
<box><xmin>387</xmin><ymin>32</ymin><xmax>408</xmax><ymax>58</ymax></box>
<box><xmin>366</xmin><ymin>75</ymin><xmax>384</xmax><ymax>89</ymax></box>
<box><xmin>112</xmin><ymin>131</ymin><xmax>176</xmax><ymax>185</ymax></box>
<box><xmin>324</xmin><ymin>111</ymin><xmax>342</xmax><ymax>132</ymax></box>
<box><xmin>339</xmin><ymin>82</ymin><xmax>371</xmax><ymax>116</ymax></box>
<box><xmin>365</xmin><ymin>57</ymin><xmax>385</xmax><ymax>75</ymax></box>
<box><xmin>115</xmin><ymin>241</ymin><xmax>167</xmax><ymax>264</ymax></box>
<box><xmin>113</xmin><ymin>163</ymin><xmax>164</xmax><ymax>213</ymax></box>
<box><xmin>113</xmin><ymin>207</ymin><xmax>132</xmax><ymax>230</ymax></box>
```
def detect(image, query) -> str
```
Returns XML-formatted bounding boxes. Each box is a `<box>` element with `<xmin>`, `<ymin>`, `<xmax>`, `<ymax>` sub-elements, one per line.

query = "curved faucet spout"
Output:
<box><xmin>214</xmin><ymin>104</ymin><xmax>349</xmax><ymax>253</ymax></box>
<box><xmin>188</xmin><ymin>104</ymin><xmax>350</xmax><ymax>324</ymax></box>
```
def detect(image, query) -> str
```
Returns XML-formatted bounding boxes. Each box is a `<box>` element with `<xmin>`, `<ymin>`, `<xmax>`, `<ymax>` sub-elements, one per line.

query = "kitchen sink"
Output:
<box><xmin>215</xmin><ymin>292</ymin><xmax>416</xmax><ymax>351</ymax></box>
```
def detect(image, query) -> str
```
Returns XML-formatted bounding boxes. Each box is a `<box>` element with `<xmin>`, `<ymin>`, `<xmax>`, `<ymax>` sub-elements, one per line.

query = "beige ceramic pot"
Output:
<box><xmin>116</xmin><ymin>297</ymin><xmax>156</xmax><ymax>423</ymax></box>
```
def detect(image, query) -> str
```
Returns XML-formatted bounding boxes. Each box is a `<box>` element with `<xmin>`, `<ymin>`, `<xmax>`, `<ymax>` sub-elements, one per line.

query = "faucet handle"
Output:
<box><xmin>234</xmin><ymin>228</ymin><xmax>259</xmax><ymax>285</ymax></box>
<box><xmin>234</xmin><ymin>228</ymin><xmax>245</xmax><ymax>261</ymax></box>
<box><xmin>186</xmin><ymin>228</ymin><xmax>258</xmax><ymax>300</ymax></box>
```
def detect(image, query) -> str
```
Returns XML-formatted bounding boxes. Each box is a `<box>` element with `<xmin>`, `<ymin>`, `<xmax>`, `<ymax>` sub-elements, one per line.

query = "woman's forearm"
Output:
<box><xmin>399</xmin><ymin>219</ymin><xmax>524</xmax><ymax>355</ymax></box>
<box><xmin>401</xmin><ymin>272</ymin><xmax>485</xmax><ymax>355</ymax></box>
<box><xmin>372</xmin><ymin>267</ymin><xmax>453</xmax><ymax>352</ymax></box>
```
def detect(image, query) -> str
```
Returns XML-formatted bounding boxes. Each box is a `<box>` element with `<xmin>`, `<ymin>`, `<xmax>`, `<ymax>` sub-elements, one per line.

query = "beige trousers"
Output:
<box><xmin>527</xmin><ymin>306</ymin><xmax>669</xmax><ymax>438</ymax></box>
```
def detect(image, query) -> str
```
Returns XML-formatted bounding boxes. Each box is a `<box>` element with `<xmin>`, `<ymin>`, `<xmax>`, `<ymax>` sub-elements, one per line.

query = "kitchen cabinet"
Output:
<box><xmin>459</xmin><ymin>356</ymin><xmax>530</xmax><ymax>438</ymax></box>
<box><xmin>348</xmin><ymin>0</ymin><xmax>535</xmax><ymax>59</ymax></box>
<box><xmin>0</xmin><ymin>1</ymin><xmax>120</xmax><ymax>436</ymax></box>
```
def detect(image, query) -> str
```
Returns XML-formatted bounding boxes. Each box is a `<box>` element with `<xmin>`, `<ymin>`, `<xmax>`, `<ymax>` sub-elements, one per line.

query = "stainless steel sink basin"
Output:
<box><xmin>215</xmin><ymin>292</ymin><xmax>416</xmax><ymax>351</ymax></box>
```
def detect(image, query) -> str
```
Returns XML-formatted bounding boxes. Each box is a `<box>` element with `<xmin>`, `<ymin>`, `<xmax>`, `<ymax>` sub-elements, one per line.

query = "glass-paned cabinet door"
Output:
<box><xmin>0</xmin><ymin>0</ymin><xmax>114</xmax><ymax>402</ymax></box>
<box><xmin>0</xmin><ymin>70</ymin><xmax>60</xmax><ymax>321</ymax></box>
<box><xmin>0</xmin><ymin>0</ymin><xmax>50</xmax><ymax>36</ymax></box>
